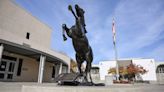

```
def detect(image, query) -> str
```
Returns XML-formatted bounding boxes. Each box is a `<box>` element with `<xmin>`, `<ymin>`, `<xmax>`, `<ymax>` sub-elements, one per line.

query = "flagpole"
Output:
<box><xmin>112</xmin><ymin>18</ymin><xmax>119</xmax><ymax>81</ymax></box>
<box><xmin>114</xmin><ymin>40</ymin><xmax>119</xmax><ymax>81</ymax></box>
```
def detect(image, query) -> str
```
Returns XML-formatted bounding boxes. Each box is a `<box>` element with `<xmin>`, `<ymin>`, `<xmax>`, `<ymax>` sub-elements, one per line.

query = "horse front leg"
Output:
<box><xmin>62</xmin><ymin>24</ymin><xmax>68</xmax><ymax>41</ymax></box>
<box><xmin>62</xmin><ymin>24</ymin><xmax>72</xmax><ymax>41</ymax></box>
<box><xmin>68</xmin><ymin>5</ymin><xmax>78</xmax><ymax>20</ymax></box>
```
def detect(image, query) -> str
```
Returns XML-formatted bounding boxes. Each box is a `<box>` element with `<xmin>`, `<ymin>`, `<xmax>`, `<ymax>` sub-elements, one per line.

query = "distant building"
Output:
<box><xmin>99</xmin><ymin>58</ymin><xmax>158</xmax><ymax>83</ymax></box>
<box><xmin>0</xmin><ymin>0</ymin><xmax>70</xmax><ymax>83</ymax></box>
<box><xmin>156</xmin><ymin>61</ymin><xmax>164</xmax><ymax>84</ymax></box>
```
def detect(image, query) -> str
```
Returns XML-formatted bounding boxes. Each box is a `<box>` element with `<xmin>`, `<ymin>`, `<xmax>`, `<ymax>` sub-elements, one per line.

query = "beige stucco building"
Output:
<box><xmin>0</xmin><ymin>0</ymin><xmax>70</xmax><ymax>83</ymax></box>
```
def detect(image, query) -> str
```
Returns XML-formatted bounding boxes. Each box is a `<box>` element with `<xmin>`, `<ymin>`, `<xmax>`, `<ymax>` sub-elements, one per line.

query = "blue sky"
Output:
<box><xmin>14</xmin><ymin>0</ymin><xmax>164</xmax><ymax>64</ymax></box>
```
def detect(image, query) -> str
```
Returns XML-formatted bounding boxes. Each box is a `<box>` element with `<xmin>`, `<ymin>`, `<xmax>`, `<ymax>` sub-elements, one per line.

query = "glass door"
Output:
<box><xmin>0</xmin><ymin>59</ymin><xmax>16</xmax><ymax>81</ymax></box>
<box><xmin>0</xmin><ymin>61</ymin><xmax>7</xmax><ymax>80</ymax></box>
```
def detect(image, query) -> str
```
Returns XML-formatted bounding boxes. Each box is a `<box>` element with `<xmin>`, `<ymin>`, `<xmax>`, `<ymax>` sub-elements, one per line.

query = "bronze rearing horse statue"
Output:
<box><xmin>62</xmin><ymin>5</ymin><xmax>93</xmax><ymax>83</ymax></box>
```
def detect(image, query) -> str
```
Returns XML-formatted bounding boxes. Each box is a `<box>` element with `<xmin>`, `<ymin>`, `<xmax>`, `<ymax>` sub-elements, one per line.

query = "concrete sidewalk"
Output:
<box><xmin>0</xmin><ymin>82</ymin><xmax>57</xmax><ymax>92</ymax></box>
<box><xmin>0</xmin><ymin>82</ymin><xmax>164</xmax><ymax>92</ymax></box>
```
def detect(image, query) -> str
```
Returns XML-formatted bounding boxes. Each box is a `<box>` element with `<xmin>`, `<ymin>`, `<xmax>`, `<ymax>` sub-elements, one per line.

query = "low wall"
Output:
<box><xmin>22</xmin><ymin>84</ymin><xmax>164</xmax><ymax>92</ymax></box>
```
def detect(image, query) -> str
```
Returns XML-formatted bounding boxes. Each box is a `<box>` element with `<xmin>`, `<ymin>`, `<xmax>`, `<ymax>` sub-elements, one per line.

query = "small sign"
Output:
<box><xmin>22</xmin><ymin>68</ymin><xmax>28</xmax><ymax>71</ymax></box>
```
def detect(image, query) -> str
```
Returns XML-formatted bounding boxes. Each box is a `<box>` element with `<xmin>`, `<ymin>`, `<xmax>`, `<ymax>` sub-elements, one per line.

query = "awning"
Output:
<box><xmin>0</xmin><ymin>39</ymin><xmax>68</xmax><ymax>66</ymax></box>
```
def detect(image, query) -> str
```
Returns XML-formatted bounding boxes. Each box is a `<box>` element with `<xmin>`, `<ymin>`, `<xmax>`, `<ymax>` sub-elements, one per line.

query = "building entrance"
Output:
<box><xmin>0</xmin><ymin>59</ymin><xmax>16</xmax><ymax>81</ymax></box>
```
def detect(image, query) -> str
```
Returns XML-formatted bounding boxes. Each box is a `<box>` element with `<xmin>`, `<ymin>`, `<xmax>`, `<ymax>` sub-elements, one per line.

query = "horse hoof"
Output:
<box><xmin>64</xmin><ymin>38</ymin><xmax>67</xmax><ymax>41</ymax></box>
<box><xmin>68</xmin><ymin>5</ymin><xmax>72</xmax><ymax>11</ymax></box>
<box><xmin>62</xmin><ymin>24</ymin><xmax>66</xmax><ymax>28</ymax></box>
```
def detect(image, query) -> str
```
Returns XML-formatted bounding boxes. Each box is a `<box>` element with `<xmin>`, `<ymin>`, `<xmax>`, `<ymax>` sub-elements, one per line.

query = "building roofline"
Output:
<box><xmin>100</xmin><ymin>58</ymin><xmax>155</xmax><ymax>62</ymax></box>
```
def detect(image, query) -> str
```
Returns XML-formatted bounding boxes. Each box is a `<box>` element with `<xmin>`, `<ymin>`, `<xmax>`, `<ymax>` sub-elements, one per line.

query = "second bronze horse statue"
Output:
<box><xmin>62</xmin><ymin>5</ymin><xmax>93</xmax><ymax>84</ymax></box>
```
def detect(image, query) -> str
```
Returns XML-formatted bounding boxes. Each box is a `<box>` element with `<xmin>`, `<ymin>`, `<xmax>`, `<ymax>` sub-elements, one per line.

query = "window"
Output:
<box><xmin>7</xmin><ymin>74</ymin><xmax>13</xmax><ymax>79</ymax></box>
<box><xmin>0</xmin><ymin>73</ymin><xmax>4</xmax><ymax>79</ymax></box>
<box><xmin>2</xmin><ymin>55</ymin><xmax>17</xmax><ymax>61</ymax></box>
<box><xmin>52</xmin><ymin>66</ymin><xmax>55</xmax><ymax>78</ymax></box>
<box><xmin>0</xmin><ymin>61</ymin><xmax>7</xmax><ymax>71</ymax></box>
<box><xmin>17</xmin><ymin>59</ymin><xmax>23</xmax><ymax>76</ymax></box>
<box><xmin>8</xmin><ymin>62</ymin><xmax>15</xmax><ymax>72</ymax></box>
<box><xmin>26</xmin><ymin>32</ymin><xmax>30</xmax><ymax>39</ymax></box>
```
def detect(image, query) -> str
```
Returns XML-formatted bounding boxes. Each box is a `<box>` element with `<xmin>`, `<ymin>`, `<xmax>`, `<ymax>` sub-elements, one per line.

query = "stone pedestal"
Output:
<box><xmin>105</xmin><ymin>75</ymin><xmax>113</xmax><ymax>85</ymax></box>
